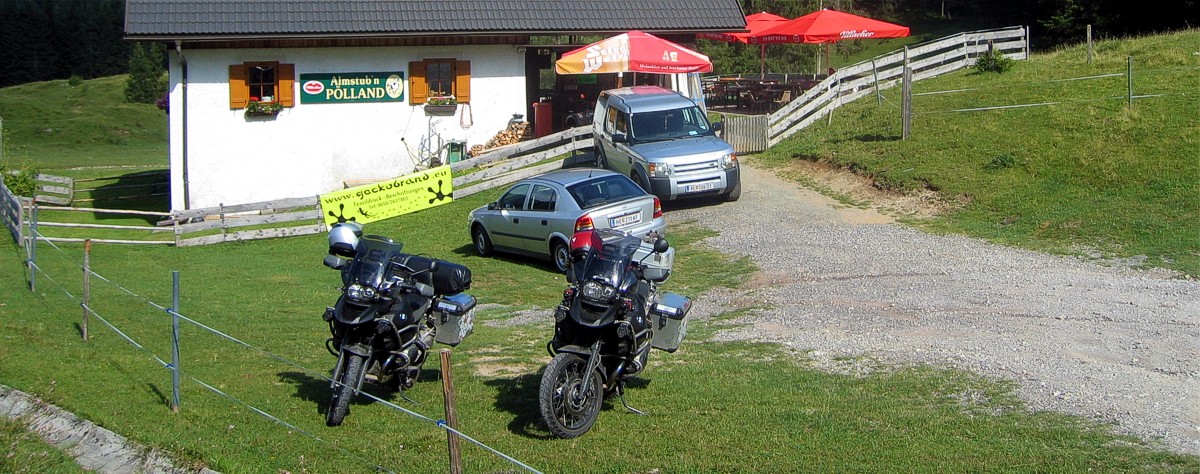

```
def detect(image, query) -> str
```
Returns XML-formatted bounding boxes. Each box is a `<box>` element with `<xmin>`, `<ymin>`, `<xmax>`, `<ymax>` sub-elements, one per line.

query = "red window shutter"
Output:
<box><xmin>409</xmin><ymin>61</ymin><xmax>428</xmax><ymax>105</ymax></box>
<box><xmin>229</xmin><ymin>64</ymin><xmax>248</xmax><ymax>108</ymax></box>
<box><xmin>455</xmin><ymin>60</ymin><xmax>471</xmax><ymax>103</ymax></box>
<box><xmin>277</xmin><ymin>63</ymin><xmax>295</xmax><ymax>107</ymax></box>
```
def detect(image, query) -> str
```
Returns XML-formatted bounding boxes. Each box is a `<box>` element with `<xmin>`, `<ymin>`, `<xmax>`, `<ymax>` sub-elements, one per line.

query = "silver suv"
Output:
<box><xmin>592</xmin><ymin>86</ymin><xmax>741</xmax><ymax>201</ymax></box>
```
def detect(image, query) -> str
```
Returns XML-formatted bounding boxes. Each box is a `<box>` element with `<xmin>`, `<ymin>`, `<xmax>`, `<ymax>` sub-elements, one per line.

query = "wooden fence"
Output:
<box><xmin>721</xmin><ymin>26</ymin><xmax>1029</xmax><ymax>152</ymax></box>
<box><xmin>1</xmin><ymin>174</ymin><xmax>31</xmax><ymax>248</ymax></box>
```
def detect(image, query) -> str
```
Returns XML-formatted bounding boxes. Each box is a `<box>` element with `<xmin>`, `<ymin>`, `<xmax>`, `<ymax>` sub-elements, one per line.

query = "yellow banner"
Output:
<box><xmin>319</xmin><ymin>166</ymin><xmax>454</xmax><ymax>226</ymax></box>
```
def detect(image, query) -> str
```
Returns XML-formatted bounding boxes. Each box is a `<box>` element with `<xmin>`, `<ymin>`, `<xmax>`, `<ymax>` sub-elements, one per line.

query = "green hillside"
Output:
<box><xmin>0</xmin><ymin>75</ymin><xmax>168</xmax><ymax>170</ymax></box>
<box><xmin>756</xmin><ymin>29</ymin><xmax>1200</xmax><ymax>276</ymax></box>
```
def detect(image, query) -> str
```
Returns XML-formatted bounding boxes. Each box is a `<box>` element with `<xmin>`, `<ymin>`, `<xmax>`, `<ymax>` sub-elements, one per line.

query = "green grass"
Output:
<box><xmin>0</xmin><ymin>417</ymin><xmax>85</xmax><ymax>473</ymax></box>
<box><xmin>756</xmin><ymin>29</ymin><xmax>1200</xmax><ymax>276</ymax></box>
<box><xmin>0</xmin><ymin>75</ymin><xmax>168</xmax><ymax>170</ymax></box>
<box><xmin>3</xmin><ymin>193</ymin><xmax>1198</xmax><ymax>473</ymax></box>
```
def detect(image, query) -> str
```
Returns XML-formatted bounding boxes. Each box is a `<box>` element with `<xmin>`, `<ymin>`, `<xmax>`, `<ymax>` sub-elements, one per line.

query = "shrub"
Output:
<box><xmin>0</xmin><ymin>161</ymin><xmax>40</xmax><ymax>197</ymax></box>
<box><xmin>68</xmin><ymin>75</ymin><xmax>83</xmax><ymax>87</ymax></box>
<box><xmin>974</xmin><ymin>46</ymin><xmax>1015</xmax><ymax>74</ymax></box>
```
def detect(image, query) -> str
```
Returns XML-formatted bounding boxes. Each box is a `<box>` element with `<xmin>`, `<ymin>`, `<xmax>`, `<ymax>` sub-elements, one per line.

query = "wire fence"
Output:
<box><xmin>14</xmin><ymin>224</ymin><xmax>543</xmax><ymax>473</ymax></box>
<box><xmin>909</xmin><ymin>64</ymin><xmax>1199</xmax><ymax>116</ymax></box>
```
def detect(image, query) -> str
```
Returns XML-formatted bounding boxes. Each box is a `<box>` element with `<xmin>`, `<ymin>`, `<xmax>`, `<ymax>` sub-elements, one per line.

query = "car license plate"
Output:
<box><xmin>684</xmin><ymin>182</ymin><xmax>717</xmax><ymax>193</ymax></box>
<box><xmin>609</xmin><ymin>211</ymin><xmax>642</xmax><ymax>228</ymax></box>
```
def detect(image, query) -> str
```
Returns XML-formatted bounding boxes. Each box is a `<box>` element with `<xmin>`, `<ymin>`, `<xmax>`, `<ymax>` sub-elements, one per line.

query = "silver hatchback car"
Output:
<box><xmin>468</xmin><ymin>168</ymin><xmax>666</xmax><ymax>272</ymax></box>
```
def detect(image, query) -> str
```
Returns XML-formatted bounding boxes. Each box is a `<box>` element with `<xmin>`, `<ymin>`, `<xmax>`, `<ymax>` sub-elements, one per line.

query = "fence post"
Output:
<box><xmin>82</xmin><ymin>239</ymin><xmax>91</xmax><ymax>341</ymax></box>
<box><xmin>28</xmin><ymin>204</ymin><xmax>37</xmax><ymax>292</ymax></box>
<box><xmin>902</xmin><ymin>47</ymin><xmax>912</xmax><ymax>140</ymax></box>
<box><xmin>170</xmin><ymin>270</ymin><xmax>182</xmax><ymax>413</ymax></box>
<box><xmin>1126</xmin><ymin>56</ymin><xmax>1133</xmax><ymax>110</ymax></box>
<box><xmin>871</xmin><ymin>60</ymin><xmax>881</xmax><ymax>107</ymax></box>
<box><xmin>440</xmin><ymin>349</ymin><xmax>463</xmax><ymax>474</ymax></box>
<box><xmin>1086</xmin><ymin>25</ymin><xmax>1093</xmax><ymax>64</ymax></box>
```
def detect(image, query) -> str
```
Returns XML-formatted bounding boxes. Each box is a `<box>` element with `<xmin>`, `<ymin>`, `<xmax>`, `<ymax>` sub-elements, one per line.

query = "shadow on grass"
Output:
<box><xmin>81</xmin><ymin>170</ymin><xmax>170</xmax><ymax>220</ymax></box>
<box><xmin>278</xmin><ymin>367</ymin><xmax>441</xmax><ymax>416</ymax></box>
<box><xmin>483</xmin><ymin>369</ymin><xmax>654</xmax><ymax>439</ymax></box>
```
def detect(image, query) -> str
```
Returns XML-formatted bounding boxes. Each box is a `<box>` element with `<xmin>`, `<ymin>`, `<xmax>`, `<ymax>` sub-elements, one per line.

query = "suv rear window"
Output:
<box><xmin>567</xmin><ymin>175</ymin><xmax>646</xmax><ymax>209</ymax></box>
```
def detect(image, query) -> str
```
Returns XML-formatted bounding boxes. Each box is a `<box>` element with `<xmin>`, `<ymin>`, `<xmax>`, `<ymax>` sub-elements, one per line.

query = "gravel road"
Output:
<box><xmin>664</xmin><ymin>159</ymin><xmax>1200</xmax><ymax>456</ymax></box>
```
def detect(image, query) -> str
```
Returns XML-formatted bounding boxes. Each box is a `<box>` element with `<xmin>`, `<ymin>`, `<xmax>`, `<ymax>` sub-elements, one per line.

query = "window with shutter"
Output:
<box><xmin>408</xmin><ymin>59</ymin><xmax>471</xmax><ymax>105</ymax></box>
<box><xmin>228</xmin><ymin>61</ymin><xmax>295</xmax><ymax>113</ymax></box>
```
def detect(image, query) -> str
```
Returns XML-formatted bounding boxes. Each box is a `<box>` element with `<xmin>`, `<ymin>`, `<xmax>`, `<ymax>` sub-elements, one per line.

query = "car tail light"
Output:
<box><xmin>653</xmin><ymin>197</ymin><xmax>662</xmax><ymax>219</ymax></box>
<box><xmin>575</xmin><ymin>214</ymin><xmax>594</xmax><ymax>232</ymax></box>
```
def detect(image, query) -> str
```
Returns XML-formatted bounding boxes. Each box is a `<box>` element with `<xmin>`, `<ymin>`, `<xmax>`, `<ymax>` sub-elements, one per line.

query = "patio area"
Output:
<box><xmin>703</xmin><ymin>74</ymin><xmax>824</xmax><ymax>115</ymax></box>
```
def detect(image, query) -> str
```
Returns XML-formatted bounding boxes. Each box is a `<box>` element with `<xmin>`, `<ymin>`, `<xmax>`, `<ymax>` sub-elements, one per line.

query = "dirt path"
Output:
<box><xmin>665</xmin><ymin>159</ymin><xmax>1200</xmax><ymax>456</ymax></box>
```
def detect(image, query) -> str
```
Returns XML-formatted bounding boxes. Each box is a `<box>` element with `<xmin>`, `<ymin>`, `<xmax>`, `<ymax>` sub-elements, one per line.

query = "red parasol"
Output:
<box><xmin>750</xmin><ymin>9</ymin><xmax>910</xmax><ymax>73</ymax></box>
<box><xmin>698</xmin><ymin>12</ymin><xmax>791</xmax><ymax>75</ymax></box>
<box><xmin>698</xmin><ymin>12</ymin><xmax>790</xmax><ymax>44</ymax></box>
<box><xmin>555</xmin><ymin>30</ymin><xmax>712</xmax><ymax>76</ymax></box>
<box><xmin>751</xmin><ymin>9</ymin><xmax>910</xmax><ymax>45</ymax></box>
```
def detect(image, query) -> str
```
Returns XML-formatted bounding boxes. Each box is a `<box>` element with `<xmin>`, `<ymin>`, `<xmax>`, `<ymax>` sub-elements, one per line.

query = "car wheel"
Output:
<box><xmin>725</xmin><ymin>178</ymin><xmax>741</xmax><ymax>202</ymax></box>
<box><xmin>472</xmin><ymin>225</ymin><xmax>494</xmax><ymax>257</ymax></box>
<box><xmin>551</xmin><ymin>239</ymin><xmax>570</xmax><ymax>273</ymax></box>
<box><xmin>594</xmin><ymin>147</ymin><xmax>608</xmax><ymax>169</ymax></box>
<box><xmin>631</xmin><ymin>170</ymin><xmax>650</xmax><ymax>193</ymax></box>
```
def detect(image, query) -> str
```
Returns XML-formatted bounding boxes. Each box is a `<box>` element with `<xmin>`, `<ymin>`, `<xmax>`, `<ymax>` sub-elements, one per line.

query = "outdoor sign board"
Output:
<box><xmin>319</xmin><ymin>166</ymin><xmax>454</xmax><ymax>226</ymax></box>
<box><xmin>300</xmin><ymin>72</ymin><xmax>405</xmax><ymax>104</ymax></box>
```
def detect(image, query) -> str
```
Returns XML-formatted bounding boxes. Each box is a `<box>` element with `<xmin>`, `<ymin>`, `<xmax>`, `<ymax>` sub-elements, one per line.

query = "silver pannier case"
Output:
<box><xmin>433</xmin><ymin>293</ymin><xmax>477</xmax><ymax>346</ymax></box>
<box><xmin>649</xmin><ymin>292</ymin><xmax>691</xmax><ymax>352</ymax></box>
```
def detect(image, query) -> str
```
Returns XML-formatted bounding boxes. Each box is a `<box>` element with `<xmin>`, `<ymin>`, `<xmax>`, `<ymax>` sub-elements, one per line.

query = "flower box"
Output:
<box><xmin>424</xmin><ymin>104</ymin><xmax>458</xmax><ymax>116</ymax></box>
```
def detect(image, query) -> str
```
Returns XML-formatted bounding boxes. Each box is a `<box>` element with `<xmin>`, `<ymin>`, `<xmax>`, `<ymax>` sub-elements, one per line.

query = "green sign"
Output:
<box><xmin>299</xmin><ymin>72</ymin><xmax>405</xmax><ymax>104</ymax></box>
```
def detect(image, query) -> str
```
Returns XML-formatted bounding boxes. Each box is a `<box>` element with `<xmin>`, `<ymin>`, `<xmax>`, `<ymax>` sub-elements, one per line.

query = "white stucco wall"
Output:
<box><xmin>166</xmin><ymin>45</ymin><xmax>528</xmax><ymax>210</ymax></box>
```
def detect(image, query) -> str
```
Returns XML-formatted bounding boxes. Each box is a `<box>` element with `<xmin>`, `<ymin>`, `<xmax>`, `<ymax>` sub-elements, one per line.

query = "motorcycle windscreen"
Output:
<box><xmin>347</xmin><ymin>238</ymin><xmax>406</xmax><ymax>289</ymax></box>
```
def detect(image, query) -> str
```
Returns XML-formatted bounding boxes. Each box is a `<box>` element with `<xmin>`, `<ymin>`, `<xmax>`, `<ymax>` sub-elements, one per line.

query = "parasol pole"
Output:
<box><xmin>760</xmin><ymin>44</ymin><xmax>766</xmax><ymax>76</ymax></box>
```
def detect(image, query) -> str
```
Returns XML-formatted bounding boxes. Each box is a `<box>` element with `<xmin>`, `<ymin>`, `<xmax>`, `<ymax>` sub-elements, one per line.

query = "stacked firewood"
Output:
<box><xmin>468</xmin><ymin>121</ymin><xmax>532</xmax><ymax>157</ymax></box>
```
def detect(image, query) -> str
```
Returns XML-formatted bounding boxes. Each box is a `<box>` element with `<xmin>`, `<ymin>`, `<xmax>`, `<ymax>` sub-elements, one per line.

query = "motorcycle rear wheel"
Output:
<box><xmin>539</xmin><ymin>352</ymin><xmax>603</xmax><ymax>438</ymax></box>
<box><xmin>326</xmin><ymin>353</ymin><xmax>366</xmax><ymax>427</ymax></box>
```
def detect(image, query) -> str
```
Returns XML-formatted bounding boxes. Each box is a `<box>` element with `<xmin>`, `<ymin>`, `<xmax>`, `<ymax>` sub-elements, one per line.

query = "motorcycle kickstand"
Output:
<box><xmin>616</xmin><ymin>384</ymin><xmax>647</xmax><ymax>416</ymax></box>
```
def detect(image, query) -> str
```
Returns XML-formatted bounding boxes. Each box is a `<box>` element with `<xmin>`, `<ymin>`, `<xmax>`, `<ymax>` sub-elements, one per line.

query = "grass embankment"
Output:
<box><xmin>756</xmin><ymin>29</ymin><xmax>1199</xmax><ymax>276</ymax></box>
<box><xmin>0</xmin><ymin>76</ymin><xmax>167</xmax><ymax>170</ymax></box>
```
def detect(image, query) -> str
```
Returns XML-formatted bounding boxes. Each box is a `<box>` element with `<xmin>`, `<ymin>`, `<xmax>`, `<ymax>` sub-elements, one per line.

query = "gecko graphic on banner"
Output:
<box><xmin>319</xmin><ymin>166</ymin><xmax>454</xmax><ymax>226</ymax></box>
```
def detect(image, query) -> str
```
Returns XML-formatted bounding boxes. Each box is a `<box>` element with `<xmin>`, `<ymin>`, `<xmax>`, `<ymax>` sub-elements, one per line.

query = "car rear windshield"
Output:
<box><xmin>567</xmin><ymin>175</ymin><xmax>646</xmax><ymax>209</ymax></box>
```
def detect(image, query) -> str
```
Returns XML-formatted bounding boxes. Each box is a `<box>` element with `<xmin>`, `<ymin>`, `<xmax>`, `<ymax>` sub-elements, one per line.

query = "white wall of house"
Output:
<box><xmin>166</xmin><ymin>45</ymin><xmax>527</xmax><ymax>210</ymax></box>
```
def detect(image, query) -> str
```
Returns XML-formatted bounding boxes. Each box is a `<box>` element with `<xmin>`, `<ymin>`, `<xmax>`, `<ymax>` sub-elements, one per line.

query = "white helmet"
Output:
<box><xmin>328</xmin><ymin>222</ymin><xmax>363</xmax><ymax>257</ymax></box>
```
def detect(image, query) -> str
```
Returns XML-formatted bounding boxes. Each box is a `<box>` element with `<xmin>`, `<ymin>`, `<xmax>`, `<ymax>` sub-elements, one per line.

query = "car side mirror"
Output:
<box><xmin>487</xmin><ymin>202</ymin><xmax>497</xmax><ymax>210</ymax></box>
<box><xmin>653</xmin><ymin>238</ymin><xmax>669</xmax><ymax>254</ymax></box>
<box><xmin>612</xmin><ymin>132</ymin><xmax>628</xmax><ymax>143</ymax></box>
<box><xmin>711</xmin><ymin>121</ymin><xmax>723</xmax><ymax>132</ymax></box>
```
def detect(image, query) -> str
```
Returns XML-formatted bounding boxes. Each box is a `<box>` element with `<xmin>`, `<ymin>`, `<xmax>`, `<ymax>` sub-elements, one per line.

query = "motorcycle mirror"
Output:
<box><xmin>323</xmin><ymin>254</ymin><xmax>348</xmax><ymax>270</ymax></box>
<box><xmin>653</xmin><ymin>238</ymin><xmax>669</xmax><ymax>253</ymax></box>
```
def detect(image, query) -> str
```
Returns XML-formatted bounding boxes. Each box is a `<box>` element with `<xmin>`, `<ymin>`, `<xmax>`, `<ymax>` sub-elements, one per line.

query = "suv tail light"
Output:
<box><xmin>653</xmin><ymin>197</ymin><xmax>662</xmax><ymax>219</ymax></box>
<box><xmin>575</xmin><ymin>214</ymin><xmax>594</xmax><ymax>232</ymax></box>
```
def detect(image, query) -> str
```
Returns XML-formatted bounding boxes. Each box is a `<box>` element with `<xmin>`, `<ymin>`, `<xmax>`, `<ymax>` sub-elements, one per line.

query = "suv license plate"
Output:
<box><xmin>685</xmin><ymin>182</ymin><xmax>717</xmax><ymax>193</ymax></box>
<box><xmin>610</xmin><ymin>211</ymin><xmax>642</xmax><ymax>228</ymax></box>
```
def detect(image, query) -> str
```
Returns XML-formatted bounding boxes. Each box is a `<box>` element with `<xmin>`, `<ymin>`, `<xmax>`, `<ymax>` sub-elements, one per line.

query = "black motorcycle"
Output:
<box><xmin>538</xmin><ymin>228</ymin><xmax>692</xmax><ymax>438</ymax></box>
<box><xmin>321</xmin><ymin>223</ymin><xmax>476</xmax><ymax>426</ymax></box>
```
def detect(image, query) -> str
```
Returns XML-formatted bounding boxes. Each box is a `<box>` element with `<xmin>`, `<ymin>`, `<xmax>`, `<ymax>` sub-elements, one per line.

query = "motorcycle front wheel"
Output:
<box><xmin>539</xmin><ymin>352</ymin><xmax>603</xmax><ymax>438</ymax></box>
<box><xmin>326</xmin><ymin>353</ymin><xmax>366</xmax><ymax>427</ymax></box>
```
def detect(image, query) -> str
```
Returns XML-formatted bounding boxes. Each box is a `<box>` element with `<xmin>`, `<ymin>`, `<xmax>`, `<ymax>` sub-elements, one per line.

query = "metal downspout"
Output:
<box><xmin>175</xmin><ymin>40</ymin><xmax>190</xmax><ymax>210</ymax></box>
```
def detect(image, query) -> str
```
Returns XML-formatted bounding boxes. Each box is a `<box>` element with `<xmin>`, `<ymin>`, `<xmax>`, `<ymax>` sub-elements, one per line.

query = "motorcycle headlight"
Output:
<box><xmin>581</xmin><ymin>281</ymin><xmax>617</xmax><ymax>303</ymax></box>
<box><xmin>719</xmin><ymin>152</ymin><xmax>738</xmax><ymax>170</ymax></box>
<box><xmin>345</xmin><ymin>283</ymin><xmax>378</xmax><ymax>303</ymax></box>
<box><xmin>648</xmin><ymin>162</ymin><xmax>672</xmax><ymax>178</ymax></box>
